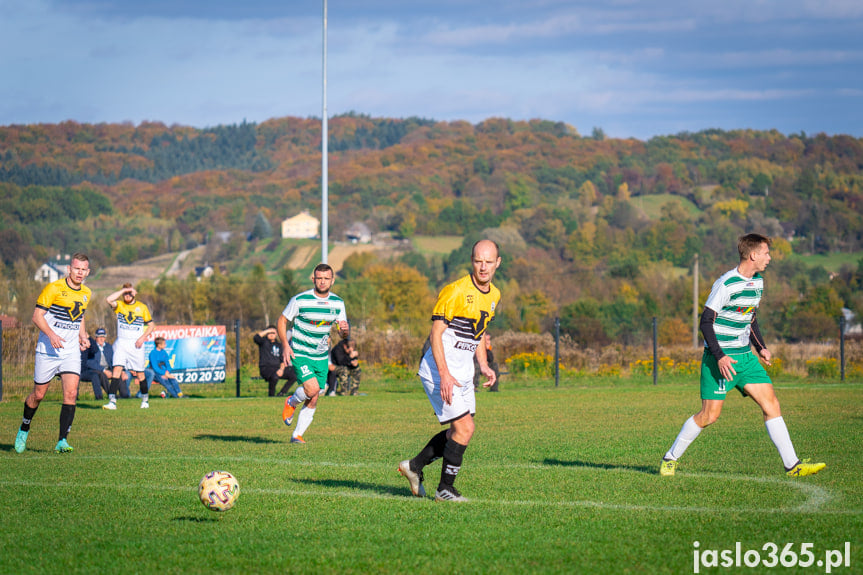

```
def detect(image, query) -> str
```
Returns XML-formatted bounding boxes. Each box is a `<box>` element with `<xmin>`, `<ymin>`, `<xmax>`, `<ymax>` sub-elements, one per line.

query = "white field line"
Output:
<box><xmin>5</xmin><ymin>456</ymin><xmax>857</xmax><ymax>515</ymax></box>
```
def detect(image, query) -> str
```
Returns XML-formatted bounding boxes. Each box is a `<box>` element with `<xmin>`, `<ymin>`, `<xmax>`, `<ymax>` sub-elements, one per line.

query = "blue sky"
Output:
<box><xmin>1</xmin><ymin>0</ymin><xmax>861</xmax><ymax>140</ymax></box>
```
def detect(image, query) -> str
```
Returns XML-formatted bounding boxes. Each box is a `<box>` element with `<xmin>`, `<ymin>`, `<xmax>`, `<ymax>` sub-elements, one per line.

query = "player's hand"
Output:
<box><xmin>440</xmin><ymin>372</ymin><xmax>461</xmax><ymax>405</ymax></box>
<box><xmin>79</xmin><ymin>336</ymin><xmax>90</xmax><ymax>351</ymax></box>
<box><xmin>338</xmin><ymin>320</ymin><xmax>349</xmax><ymax>335</ymax></box>
<box><xmin>282</xmin><ymin>348</ymin><xmax>294</xmax><ymax>366</ymax></box>
<box><xmin>717</xmin><ymin>355</ymin><xmax>738</xmax><ymax>381</ymax></box>
<box><xmin>135</xmin><ymin>338</ymin><xmax>144</xmax><ymax>349</ymax></box>
<box><xmin>48</xmin><ymin>332</ymin><xmax>65</xmax><ymax>349</ymax></box>
<box><xmin>759</xmin><ymin>348</ymin><xmax>772</xmax><ymax>366</ymax></box>
<box><xmin>480</xmin><ymin>364</ymin><xmax>496</xmax><ymax>388</ymax></box>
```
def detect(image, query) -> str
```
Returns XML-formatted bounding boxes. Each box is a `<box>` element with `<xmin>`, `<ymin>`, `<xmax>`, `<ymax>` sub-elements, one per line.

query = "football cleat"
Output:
<box><xmin>434</xmin><ymin>487</ymin><xmax>468</xmax><ymax>502</ymax></box>
<box><xmin>282</xmin><ymin>399</ymin><xmax>296</xmax><ymax>426</ymax></box>
<box><xmin>786</xmin><ymin>459</ymin><xmax>826</xmax><ymax>477</ymax></box>
<box><xmin>290</xmin><ymin>435</ymin><xmax>306</xmax><ymax>444</ymax></box>
<box><xmin>659</xmin><ymin>459</ymin><xmax>678</xmax><ymax>477</ymax></box>
<box><xmin>14</xmin><ymin>430</ymin><xmax>28</xmax><ymax>454</ymax></box>
<box><xmin>140</xmin><ymin>401</ymin><xmax>149</xmax><ymax>409</ymax></box>
<box><xmin>55</xmin><ymin>439</ymin><xmax>74</xmax><ymax>453</ymax></box>
<box><xmin>398</xmin><ymin>460</ymin><xmax>427</xmax><ymax>497</ymax></box>
<box><xmin>102</xmin><ymin>402</ymin><xmax>117</xmax><ymax>410</ymax></box>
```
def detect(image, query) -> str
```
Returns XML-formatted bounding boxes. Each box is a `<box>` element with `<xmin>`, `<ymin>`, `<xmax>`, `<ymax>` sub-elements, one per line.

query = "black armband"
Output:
<box><xmin>700</xmin><ymin>308</ymin><xmax>726</xmax><ymax>360</ymax></box>
<box><xmin>749</xmin><ymin>314</ymin><xmax>767</xmax><ymax>354</ymax></box>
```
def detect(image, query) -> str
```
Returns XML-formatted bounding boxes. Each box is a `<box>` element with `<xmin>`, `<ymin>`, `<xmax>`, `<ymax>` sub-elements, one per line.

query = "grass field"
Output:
<box><xmin>634</xmin><ymin>194</ymin><xmax>702</xmax><ymax>220</ymax></box>
<box><xmin>2</xmin><ymin>375</ymin><xmax>860</xmax><ymax>574</ymax></box>
<box><xmin>790</xmin><ymin>252</ymin><xmax>862</xmax><ymax>274</ymax></box>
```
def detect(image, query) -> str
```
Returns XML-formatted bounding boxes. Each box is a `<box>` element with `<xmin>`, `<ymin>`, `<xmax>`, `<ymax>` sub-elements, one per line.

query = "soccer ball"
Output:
<box><xmin>198</xmin><ymin>471</ymin><xmax>240</xmax><ymax>512</ymax></box>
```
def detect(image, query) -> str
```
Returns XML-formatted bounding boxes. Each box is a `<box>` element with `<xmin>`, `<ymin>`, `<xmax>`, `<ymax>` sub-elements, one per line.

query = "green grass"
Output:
<box><xmin>634</xmin><ymin>193</ymin><xmax>702</xmax><ymax>220</ymax></box>
<box><xmin>412</xmin><ymin>235</ymin><xmax>464</xmax><ymax>255</ymax></box>
<box><xmin>3</xmin><ymin>375</ymin><xmax>860</xmax><ymax>574</ymax></box>
<box><xmin>789</xmin><ymin>251</ymin><xmax>862</xmax><ymax>273</ymax></box>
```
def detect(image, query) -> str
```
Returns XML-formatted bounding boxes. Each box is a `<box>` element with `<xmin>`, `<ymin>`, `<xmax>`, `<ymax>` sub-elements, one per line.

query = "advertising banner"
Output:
<box><xmin>144</xmin><ymin>325</ymin><xmax>227</xmax><ymax>384</ymax></box>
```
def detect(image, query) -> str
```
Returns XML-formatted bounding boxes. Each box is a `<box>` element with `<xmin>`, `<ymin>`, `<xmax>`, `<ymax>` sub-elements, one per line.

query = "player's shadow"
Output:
<box><xmin>542</xmin><ymin>458</ymin><xmax>656</xmax><ymax>475</ymax></box>
<box><xmin>291</xmin><ymin>477</ymin><xmax>406</xmax><ymax>498</ymax></box>
<box><xmin>173</xmin><ymin>515</ymin><xmax>221</xmax><ymax>523</ymax></box>
<box><xmin>193</xmin><ymin>434</ymin><xmax>280</xmax><ymax>445</ymax></box>
<box><xmin>75</xmin><ymin>403</ymin><xmax>106</xmax><ymax>410</ymax></box>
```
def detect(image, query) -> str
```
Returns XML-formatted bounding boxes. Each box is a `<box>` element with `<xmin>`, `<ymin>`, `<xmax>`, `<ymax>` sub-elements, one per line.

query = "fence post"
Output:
<box><xmin>839</xmin><ymin>314</ymin><xmax>846</xmax><ymax>382</ymax></box>
<box><xmin>652</xmin><ymin>317</ymin><xmax>658</xmax><ymax>386</ymax></box>
<box><xmin>554</xmin><ymin>316</ymin><xmax>560</xmax><ymax>388</ymax></box>
<box><xmin>0</xmin><ymin>320</ymin><xmax>4</xmax><ymax>401</ymax></box>
<box><xmin>235</xmin><ymin>319</ymin><xmax>241</xmax><ymax>397</ymax></box>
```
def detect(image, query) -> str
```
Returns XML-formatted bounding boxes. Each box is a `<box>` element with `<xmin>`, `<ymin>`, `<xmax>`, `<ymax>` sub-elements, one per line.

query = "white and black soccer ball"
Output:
<box><xmin>198</xmin><ymin>470</ymin><xmax>240</xmax><ymax>512</ymax></box>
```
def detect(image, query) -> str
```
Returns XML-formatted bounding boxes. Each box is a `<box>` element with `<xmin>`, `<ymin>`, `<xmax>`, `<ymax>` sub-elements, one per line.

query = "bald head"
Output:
<box><xmin>471</xmin><ymin>239</ymin><xmax>501</xmax><ymax>290</ymax></box>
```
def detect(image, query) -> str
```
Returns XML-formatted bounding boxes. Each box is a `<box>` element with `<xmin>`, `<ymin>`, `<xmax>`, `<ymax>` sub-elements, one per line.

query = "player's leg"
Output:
<box><xmin>104</xmin><ymin>361</ymin><xmax>125</xmax><ymax>409</ymax></box>
<box><xmin>435</xmin><ymin>414</ymin><xmax>474</xmax><ymax>502</ymax></box>
<box><xmin>283</xmin><ymin>358</ymin><xmax>322</xmax><ymax>426</ymax></box>
<box><xmin>135</xmin><ymin>371</ymin><xmax>149</xmax><ymax>408</ymax></box>
<box><xmin>292</xmin><ymin>364</ymin><xmax>327</xmax><ymax>441</ymax></box>
<box><xmin>56</xmin><ymin>371</ymin><xmax>80</xmax><ymax>453</ymax></box>
<box><xmin>16</xmin><ymin>354</ymin><xmax>61</xmax><ymax>453</ymax></box>
<box><xmin>744</xmin><ymin>382</ymin><xmax>825</xmax><ymax>476</ymax></box>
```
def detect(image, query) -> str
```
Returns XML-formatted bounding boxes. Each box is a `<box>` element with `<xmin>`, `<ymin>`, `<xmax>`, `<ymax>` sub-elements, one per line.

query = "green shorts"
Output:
<box><xmin>700</xmin><ymin>350</ymin><xmax>772</xmax><ymax>400</ymax></box>
<box><xmin>292</xmin><ymin>356</ymin><xmax>329</xmax><ymax>389</ymax></box>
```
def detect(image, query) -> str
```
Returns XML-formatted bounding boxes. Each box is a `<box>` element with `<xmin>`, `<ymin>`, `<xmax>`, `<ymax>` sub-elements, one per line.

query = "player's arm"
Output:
<box><xmin>32</xmin><ymin>306</ymin><xmax>64</xmax><ymax>349</ymax></box>
<box><xmin>474</xmin><ymin>335</ymin><xmax>496</xmax><ymax>388</ymax></box>
<box><xmin>749</xmin><ymin>312</ymin><xmax>772</xmax><ymax>365</ymax></box>
<box><xmin>700</xmin><ymin>307</ymin><xmax>737</xmax><ymax>380</ymax></box>
<box><xmin>137</xmin><ymin>321</ymin><xmax>155</xmax><ymax>349</ymax></box>
<box><xmin>277</xmin><ymin>313</ymin><xmax>294</xmax><ymax>365</ymax></box>
<box><xmin>430</xmin><ymin>319</ymin><xmax>460</xmax><ymax>405</ymax></box>
<box><xmin>79</xmin><ymin>316</ymin><xmax>90</xmax><ymax>351</ymax></box>
<box><xmin>106</xmin><ymin>287</ymin><xmax>132</xmax><ymax>309</ymax></box>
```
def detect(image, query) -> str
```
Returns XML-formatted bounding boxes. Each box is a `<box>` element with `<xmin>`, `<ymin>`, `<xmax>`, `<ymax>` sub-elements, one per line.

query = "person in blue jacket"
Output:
<box><xmin>146</xmin><ymin>337</ymin><xmax>184</xmax><ymax>398</ymax></box>
<box><xmin>80</xmin><ymin>327</ymin><xmax>113</xmax><ymax>400</ymax></box>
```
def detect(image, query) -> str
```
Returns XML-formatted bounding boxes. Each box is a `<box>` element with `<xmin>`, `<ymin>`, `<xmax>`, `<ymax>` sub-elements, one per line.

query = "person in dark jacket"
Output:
<box><xmin>80</xmin><ymin>327</ymin><xmax>113</xmax><ymax>400</ymax></box>
<box><xmin>254</xmin><ymin>325</ymin><xmax>297</xmax><ymax>397</ymax></box>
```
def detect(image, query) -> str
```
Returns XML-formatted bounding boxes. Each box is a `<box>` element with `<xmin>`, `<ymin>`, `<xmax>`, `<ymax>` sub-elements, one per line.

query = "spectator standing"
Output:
<box><xmin>14</xmin><ymin>252</ymin><xmax>91</xmax><ymax>454</ymax></box>
<box><xmin>254</xmin><ymin>326</ymin><xmax>297</xmax><ymax>397</ymax></box>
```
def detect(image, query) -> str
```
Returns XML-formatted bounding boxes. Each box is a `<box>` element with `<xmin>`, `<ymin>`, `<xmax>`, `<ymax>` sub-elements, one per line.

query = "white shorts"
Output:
<box><xmin>420</xmin><ymin>373</ymin><xmax>476</xmax><ymax>425</ymax></box>
<box><xmin>113</xmin><ymin>338</ymin><xmax>146</xmax><ymax>372</ymax></box>
<box><xmin>34</xmin><ymin>351</ymin><xmax>80</xmax><ymax>384</ymax></box>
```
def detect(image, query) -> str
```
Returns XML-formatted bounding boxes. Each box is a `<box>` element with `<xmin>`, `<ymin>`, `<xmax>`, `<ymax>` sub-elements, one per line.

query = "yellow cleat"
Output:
<box><xmin>786</xmin><ymin>459</ymin><xmax>826</xmax><ymax>477</ymax></box>
<box><xmin>659</xmin><ymin>459</ymin><xmax>678</xmax><ymax>477</ymax></box>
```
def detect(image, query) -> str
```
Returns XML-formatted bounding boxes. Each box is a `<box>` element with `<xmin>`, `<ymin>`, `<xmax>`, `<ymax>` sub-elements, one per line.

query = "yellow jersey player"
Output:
<box><xmin>399</xmin><ymin>239</ymin><xmax>501</xmax><ymax>501</ymax></box>
<box><xmin>103</xmin><ymin>282</ymin><xmax>155</xmax><ymax>410</ymax></box>
<box><xmin>15</xmin><ymin>253</ymin><xmax>92</xmax><ymax>454</ymax></box>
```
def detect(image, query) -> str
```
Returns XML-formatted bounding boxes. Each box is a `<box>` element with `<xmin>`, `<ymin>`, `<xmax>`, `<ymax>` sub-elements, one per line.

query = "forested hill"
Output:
<box><xmin>1</xmin><ymin>115</ymin><xmax>861</xmax><ymax>342</ymax></box>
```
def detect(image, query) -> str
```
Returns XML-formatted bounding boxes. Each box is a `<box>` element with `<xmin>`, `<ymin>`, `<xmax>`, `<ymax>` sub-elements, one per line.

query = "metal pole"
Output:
<box><xmin>321</xmin><ymin>0</ymin><xmax>329</xmax><ymax>264</ymax></box>
<box><xmin>652</xmin><ymin>317</ymin><xmax>658</xmax><ymax>386</ymax></box>
<box><xmin>0</xmin><ymin>320</ymin><xmax>4</xmax><ymax>401</ymax></box>
<box><xmin>554</xmin><ymin>316</ymin><xmax>560</xmax><ymax>388</ymax></box>
<box><xmin>692</xmin><ymin>254</ymin><xmax>699</xmax><ymax>348</ymax></box>
<box><xmin>235</xmin><ymin>319</ymin><xmax>241</xmax><ymax>397</ymax></box>
<box><xmin>839</xmin><ymin>314</ymin><xmax>846</xmax><ymax>382</ymax></box>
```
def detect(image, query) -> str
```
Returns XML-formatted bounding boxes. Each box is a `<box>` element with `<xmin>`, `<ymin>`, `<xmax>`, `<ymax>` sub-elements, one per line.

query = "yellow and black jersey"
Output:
<box><xmin>35</xmin><ymin>278</ymin><xmax>91</xmax><ymax>356</ymax></box>
<box><xmin>114</xmin><ymin>299</ymin><xmax>153</xmax><ymax>341</ymax></box>
<box><xmin>420</xmin><ymin>274</ymin><xmax>500</xmax><ymax>383</ymax></box>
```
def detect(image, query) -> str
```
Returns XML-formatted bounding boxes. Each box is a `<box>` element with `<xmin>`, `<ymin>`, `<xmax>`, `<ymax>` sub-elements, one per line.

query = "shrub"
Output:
<box><xmin>806</xmin><ymin>357</ymin><xmax>839</xmax><ymax>379</ymax></box>
<box><xmin>506</xmin><ymin>352</ymin><xmax>555</xmax><ymax>377</ymax></box>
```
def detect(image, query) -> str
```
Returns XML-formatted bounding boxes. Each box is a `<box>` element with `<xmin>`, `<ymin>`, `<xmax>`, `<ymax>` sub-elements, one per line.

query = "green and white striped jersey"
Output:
<box><xmin>704</xmin><ymin>268</ymin><xmax>764</xmax><ymax>355</ymax></box>
<box><xmin>281</xmin><ymin>289</ymin><xmax>347</xmax><ymax>361</ymax></box>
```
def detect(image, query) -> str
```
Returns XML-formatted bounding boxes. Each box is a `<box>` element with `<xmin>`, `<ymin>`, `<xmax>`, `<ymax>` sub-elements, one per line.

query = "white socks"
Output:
<box><xmin>765</xmin><ymin>416</ymin><xmax>799</xmax><ymax>469</ymax></box>
<box><xmin>664</xmin><ymin>416</ymin><xmax>703</xmax><ymax>461</ymax></box>
<box><xmin>294</xmin><ymin>407</ymin><xmax>315</xmax><ymax>438</ymax></box>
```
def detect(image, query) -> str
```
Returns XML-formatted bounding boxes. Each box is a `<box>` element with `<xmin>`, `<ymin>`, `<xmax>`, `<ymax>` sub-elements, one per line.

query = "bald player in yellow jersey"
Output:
<box><xmin>398</xmin><ymin>239</ymin><xmax>501</xmax><ymax>502</ymax></box>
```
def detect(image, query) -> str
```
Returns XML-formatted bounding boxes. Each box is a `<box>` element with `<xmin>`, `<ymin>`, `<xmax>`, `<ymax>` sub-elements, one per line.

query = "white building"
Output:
<box><xmin>34</xmin><ymin>255</ymin><xmax>71</xmax><ymax>283</ymax></box>
<box><xmin>281</xmin><ymin>211</ymin><xmax>319</xmax><ymax>239</ymax></box>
